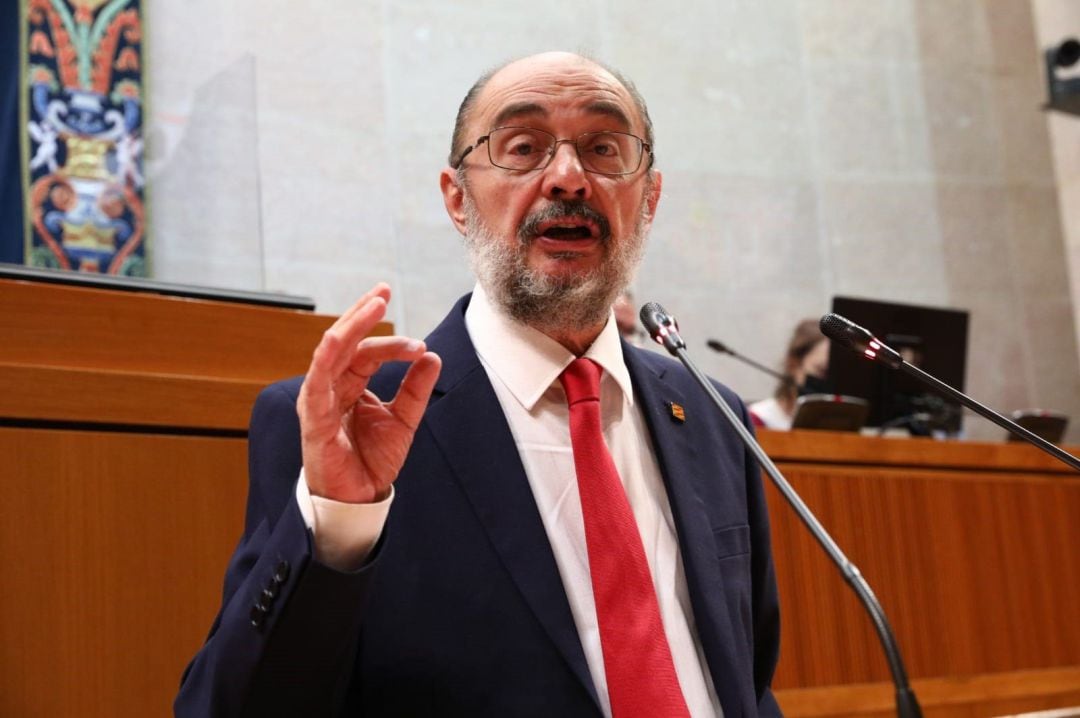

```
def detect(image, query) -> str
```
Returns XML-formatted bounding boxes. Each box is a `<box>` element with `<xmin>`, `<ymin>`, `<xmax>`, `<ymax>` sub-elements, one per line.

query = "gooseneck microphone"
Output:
<box><xmin>641</xmin><ymin>302</ymin><xmax>923</xmax><ymax>718</ymax></box>
<box><xmin>706</xmin><ymin>339</ymin><xmax>795</xmax><ymax>386</ymax></box>
<box><xmin>820</xmin><ymin>313</ymin><xmax>1080</xmax><ymax>473</ymax></box>
<box><xmin>641</xmin><ymin>302</ymin><xmax>687</xmax><ymax>354</ymax></box>
<box><xmin>819</xmin><ymin>313</ymin><xmax>904</xmax><ymax>368</ymax></box>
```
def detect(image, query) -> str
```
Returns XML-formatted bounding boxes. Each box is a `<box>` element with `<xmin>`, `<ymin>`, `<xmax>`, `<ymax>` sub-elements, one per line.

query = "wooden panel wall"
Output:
<box><xmin>0</xmin><ymin>277</ymin><xmax>384</xmax><ymax>717</ymax></box>
<box><xmin>0</xmin><ymin>429</ymin><xmax>248</xmax><ymax>718</ymax></box>
<box><xmin>760</xmin><ymin>430</ymin><xmax>1080</xmax><ymax>716</ymax></box>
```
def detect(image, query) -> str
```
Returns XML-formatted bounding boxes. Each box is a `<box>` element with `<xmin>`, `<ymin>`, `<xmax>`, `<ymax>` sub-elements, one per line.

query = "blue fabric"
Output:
<box><xmin>0</xmin><ymin>0</ymin><xmax>24</xmax><ymax>264</ymax></box>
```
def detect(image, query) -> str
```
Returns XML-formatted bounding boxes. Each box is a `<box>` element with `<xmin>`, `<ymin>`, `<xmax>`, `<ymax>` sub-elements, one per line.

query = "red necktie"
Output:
<box><xmin>560</xmin><ymin>358</ymin><xmax>690</xmax><ymax>718</ymax></box>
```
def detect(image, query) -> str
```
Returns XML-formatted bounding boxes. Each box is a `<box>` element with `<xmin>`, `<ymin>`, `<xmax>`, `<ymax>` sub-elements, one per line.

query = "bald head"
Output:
<box><xmin>448</xmin><ymin>52</ymin><xmax>655</xmax><ymax>167</ymax></box>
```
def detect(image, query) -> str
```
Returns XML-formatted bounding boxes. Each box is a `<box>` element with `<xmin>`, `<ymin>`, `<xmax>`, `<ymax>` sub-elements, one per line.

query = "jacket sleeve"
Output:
<box><xmin>174</xmin><ymin>380</ymin><xmax>378</xmax><ymax>718</ymax></box>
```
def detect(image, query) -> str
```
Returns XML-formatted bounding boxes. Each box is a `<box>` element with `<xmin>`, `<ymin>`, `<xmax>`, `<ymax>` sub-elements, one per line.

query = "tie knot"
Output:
<box><xmin>560</xmin><ymin>358</ymin><xmax>602</xmax><ymax>406</ymax></box>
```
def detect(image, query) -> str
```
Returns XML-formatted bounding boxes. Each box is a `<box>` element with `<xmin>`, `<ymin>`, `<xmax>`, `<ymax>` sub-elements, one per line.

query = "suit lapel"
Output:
<box><xmin>419</xmin><ymin>297</ymin><xmax>601</xmax><ymax>711</ymax></box>
<box><xmin>623</xmin><ymin>346</ymin><xmax>747</xmax><ymax>716</ymax></box>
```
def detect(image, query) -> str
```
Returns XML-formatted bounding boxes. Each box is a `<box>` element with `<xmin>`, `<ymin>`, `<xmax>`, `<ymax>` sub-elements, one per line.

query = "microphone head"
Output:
<box><xmin>639</xmin><ymin>301</ymin><xmax>686</xmax><ymax>354</ymax></box>
<box><xmin>639</xmin><ymin>302</ymin><xmax>668</xmax><ymax>339</ymax></box>
<box><xmin>820</xmin><ymin>312</ymin><xmax>904</xmax><ymax>369</ymax></box>
<box><xmin>819</xmin><ymin>313</ymin><xmax>872</xmax><ymax>350</ymax></box>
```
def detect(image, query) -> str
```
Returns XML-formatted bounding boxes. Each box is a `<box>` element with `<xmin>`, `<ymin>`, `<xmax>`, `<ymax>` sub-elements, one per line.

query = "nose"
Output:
<box><xmin>540</xmin><ymin>140</ymin><xmax>592</xmax><ymax>201</ymax></box>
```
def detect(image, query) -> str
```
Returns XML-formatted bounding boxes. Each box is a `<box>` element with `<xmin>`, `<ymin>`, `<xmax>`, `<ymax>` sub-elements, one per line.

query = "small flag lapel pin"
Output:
<box><xmin>668</xmin><ymin>402</ymin><xmax>686</xmax><ymax>423</ymax></box>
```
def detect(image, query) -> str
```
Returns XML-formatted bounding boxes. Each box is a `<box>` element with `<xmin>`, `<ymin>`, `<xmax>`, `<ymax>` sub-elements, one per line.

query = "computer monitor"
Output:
<box><xmin>825</xmin><ymin>296</ymin><xmax>969</xmax><ymax>435</ymax></box>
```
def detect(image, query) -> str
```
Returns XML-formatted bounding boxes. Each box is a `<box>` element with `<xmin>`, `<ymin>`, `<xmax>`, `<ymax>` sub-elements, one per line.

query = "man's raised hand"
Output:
<box><xmin>297</xmin><ymin>283</ymin><xmax>442</xmax><ymax>504</ymax></box>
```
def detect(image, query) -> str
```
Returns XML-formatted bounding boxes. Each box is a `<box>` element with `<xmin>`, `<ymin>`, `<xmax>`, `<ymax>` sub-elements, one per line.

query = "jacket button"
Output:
<box><xmin>261</xmin><ymin>588</ymin><xmax>277</xmax><ymax>604</ymax></box>
<box><xmin>250</xmin><ymin>604</ymin><xmax>267</xmax><ymax>628</ymax></box>
<box><xmin>273</xmin><ymin>560</ymin><xmax>290</xmax><ymax>584</ymax></box>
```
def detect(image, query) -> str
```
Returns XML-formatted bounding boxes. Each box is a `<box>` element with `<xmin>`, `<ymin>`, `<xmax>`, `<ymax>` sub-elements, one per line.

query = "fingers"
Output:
<box><xmin>335</xmin><ymin>336</ymin><xmax>432</xmax><ymax>409</ymax></box>
<box><xmin>304</xmin><ymin>284</ymin><xmax>393</xmax><ymax>397</ymax></box>
<box><xmin>345</xmin><ymin>333</ymin><xmax>425</xmax><ymax>369</ymax></box>
<box><xmin>300</xmin><ymin>284</ymin><xmax>393</xmax><ymax>429</ymax></box>
<box><xmin>389</xmin><ymin>351</ymin><xmax>442</xmax><ymax>430</ymax></box>
<box><xmin>299</xmin><ymin>283</ymin><xmax>440</xmax><ymax>446</ymax></box>
<box><xmin>325</xmin><ymin>296</ymin><xmax>390</xmax><ymax>379</ymax></box>
<box><xmin>320</xmin><ymin>284</ymin><xmax>393</xmax><ymax>375</ymax></box>
<box><xmin>336</xmin><ymin>282</ymin><xmax>391</xmax><ymax>328</ymax></box>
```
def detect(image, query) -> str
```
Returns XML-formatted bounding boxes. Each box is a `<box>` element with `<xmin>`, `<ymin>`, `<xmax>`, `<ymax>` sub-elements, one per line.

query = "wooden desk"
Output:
<box><xmin>0</xmin><ymin>277</ymin><xmax>387</xmax><ymax>718</ymax></box>
<box><xmin>760</xmin><ymin>429</ymin><xmax>1080</xmax><ymax>716</ymax></box>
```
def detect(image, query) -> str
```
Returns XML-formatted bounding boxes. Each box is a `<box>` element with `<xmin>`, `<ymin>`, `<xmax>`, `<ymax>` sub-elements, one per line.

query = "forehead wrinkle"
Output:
<box><xmin>472</xmin><ymin>64</ymin><xmax>643</xmax><ymax>136</ymax></box>
<box><xmin>491</xmin><ymin>100</ymin><xmax>632</xmax><ymax>135</ymax></box>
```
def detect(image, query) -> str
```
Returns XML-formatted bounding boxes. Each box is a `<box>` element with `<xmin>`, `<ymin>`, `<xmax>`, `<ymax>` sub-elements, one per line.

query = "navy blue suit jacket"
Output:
<box><xmin>176</xmin><ymin>295</ymin><xmax>781</xmax><ymax>717</ymax></box>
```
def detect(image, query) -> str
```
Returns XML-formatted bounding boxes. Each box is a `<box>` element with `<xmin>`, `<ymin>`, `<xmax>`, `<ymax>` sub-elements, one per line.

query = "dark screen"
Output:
<box><xmin>826</xmin><ymin>296</ymin><xmax>969</xmax><ymax>434</ymax></box>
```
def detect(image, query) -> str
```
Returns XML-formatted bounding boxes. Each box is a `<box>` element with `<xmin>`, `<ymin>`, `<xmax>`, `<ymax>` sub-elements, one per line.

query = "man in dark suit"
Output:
<box><xmin>176</xmin><ymin>51</ymin><xmax>781</xmax><ymax>717</ymax></box>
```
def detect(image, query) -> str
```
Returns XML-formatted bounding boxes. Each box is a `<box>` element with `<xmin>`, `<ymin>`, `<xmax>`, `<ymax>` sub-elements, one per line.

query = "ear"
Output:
<box><xmin>440</xmin><ymin>167</ymin><xmax>468</xmax><ymax>236</ymax></box>
<box><xmin>640</xmin><ymin>169</ymin><xmax>663</xmax><ymax>231</ymax></box>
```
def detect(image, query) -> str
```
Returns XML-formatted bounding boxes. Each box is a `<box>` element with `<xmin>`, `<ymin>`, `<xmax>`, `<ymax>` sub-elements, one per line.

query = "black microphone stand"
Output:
<box><xmin>642</xmin><ymin>304</ymin><xmax>923</xmax><ymax>718</ymax></box>
<box><xmin>706</xmin><ymin>339</ymin><xmax>795</xmax><ymax>387</ymax></box>
<box><xmin>898</xmin><ymin>361</ymin><xmax>1080</xmax><ymax>472</ymax></box>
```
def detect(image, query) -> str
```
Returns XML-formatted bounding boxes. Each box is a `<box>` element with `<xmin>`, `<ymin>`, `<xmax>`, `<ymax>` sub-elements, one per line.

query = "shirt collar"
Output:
<box><xmin>464</xmin><ymin>283</ymin><xmax>635</xmax><ymax>411</ymax></box>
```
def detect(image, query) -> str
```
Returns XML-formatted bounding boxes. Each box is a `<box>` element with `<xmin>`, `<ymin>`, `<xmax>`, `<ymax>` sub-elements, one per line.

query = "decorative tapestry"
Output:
<box><xmin>21</xmin><ymin>0</ymin><xmax>146</xmax><ymax>275</ymax></box>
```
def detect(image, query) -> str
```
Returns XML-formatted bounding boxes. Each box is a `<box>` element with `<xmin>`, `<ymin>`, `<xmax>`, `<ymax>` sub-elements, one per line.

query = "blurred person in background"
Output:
<box><xmin>612</xmin><ymin>289</ymin><xmax>645</xmax><ymax>346</ymax></box>
<box><xmin>749</xmin><ymin>319</ymin><xmax>829</xmax><ymax>430</ymax></box>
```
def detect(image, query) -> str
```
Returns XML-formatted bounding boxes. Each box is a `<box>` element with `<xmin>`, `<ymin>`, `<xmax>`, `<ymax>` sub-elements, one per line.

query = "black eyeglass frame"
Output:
<box><xmin>451</xmin><ymin>126</ymin><xmax>654</xmax><ymax>176</ymax></box>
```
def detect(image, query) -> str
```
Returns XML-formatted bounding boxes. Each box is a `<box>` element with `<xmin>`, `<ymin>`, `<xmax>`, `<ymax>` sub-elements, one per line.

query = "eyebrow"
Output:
<box><xmin>492</xmin><ymin>102</ymin><xmax>547</xmax><ymax>128</ymax></box>
<box><xmin>489</xmin><ymin>100</ymin><xmax>634</xmax><ymax>132</ymax></box>
<box><xmin>581</xmin><ymin>101</ymin><xmax>633</xmax><ymax>131</ymax></box>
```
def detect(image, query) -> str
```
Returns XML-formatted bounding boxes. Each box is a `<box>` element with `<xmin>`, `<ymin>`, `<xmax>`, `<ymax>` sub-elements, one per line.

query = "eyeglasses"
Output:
<box><xmin>452</xmin><ymin>126</ymin><xmax>652</xmax><ymax>176</ymax></box>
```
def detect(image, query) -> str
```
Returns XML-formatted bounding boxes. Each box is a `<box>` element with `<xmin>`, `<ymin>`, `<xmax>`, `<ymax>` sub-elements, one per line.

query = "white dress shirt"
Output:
<box><xmin>299</xmin><ymin>285</ymin><xmax>721</xmax><ymax>717</ymax></box>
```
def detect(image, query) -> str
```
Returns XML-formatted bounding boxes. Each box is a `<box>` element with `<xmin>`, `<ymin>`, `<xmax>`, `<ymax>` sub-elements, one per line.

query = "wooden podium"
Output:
<box><xmin>0</xmin><ymin>275</ymin><xmax>386</xmax><ymax>717</ymax></box>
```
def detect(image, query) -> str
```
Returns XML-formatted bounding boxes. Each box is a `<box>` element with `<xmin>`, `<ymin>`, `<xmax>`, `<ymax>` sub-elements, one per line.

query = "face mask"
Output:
<box><xmin>799</xmin><ymin>375</ymin><xmax>833</xmax><ymax>396</ymax></box>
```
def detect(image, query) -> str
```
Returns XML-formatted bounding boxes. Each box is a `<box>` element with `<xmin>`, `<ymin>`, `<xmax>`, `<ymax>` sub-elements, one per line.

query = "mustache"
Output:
<box><xmin>517</xmin><ymin>201</ymin><xmax>612</xmax><ymax>243</ymax></box>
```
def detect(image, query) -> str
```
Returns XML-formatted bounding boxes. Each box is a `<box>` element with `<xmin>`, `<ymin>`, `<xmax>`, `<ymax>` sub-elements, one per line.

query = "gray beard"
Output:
<box><xmin>462</xmin><ymin>194</ymin><xmax>649</xmax><ymax>336</ymax></box>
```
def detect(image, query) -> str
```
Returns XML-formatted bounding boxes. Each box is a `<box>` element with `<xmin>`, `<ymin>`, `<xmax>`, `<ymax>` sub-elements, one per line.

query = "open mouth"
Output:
<box><xmin>543</xmin><ymin>226</ymin><xmax>592</xmax><ymax>240</ymax></box>
<box><xmin>536</xmin><ymin>219</ymin><xmax>599</xmax><ymax>241</ymax></box>
<box><xmin>519</xmin><ymin>202</ymin><xmax>612</xmax><ymax>245</ymax></box>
